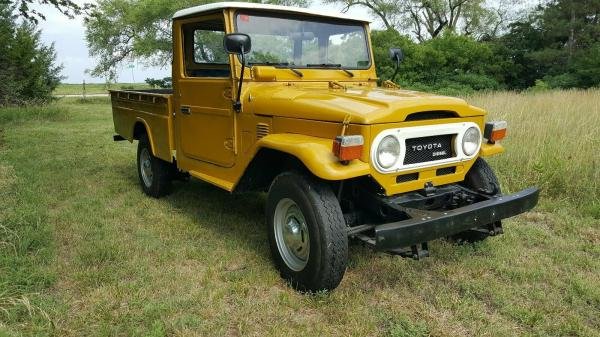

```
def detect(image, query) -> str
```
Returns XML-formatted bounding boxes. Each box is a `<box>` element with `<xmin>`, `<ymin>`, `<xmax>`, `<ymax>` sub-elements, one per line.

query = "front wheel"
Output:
<box><xmin>266</xmin><ymin>172</ymin><xmax>348</xmax><ymax>292</ymax></box>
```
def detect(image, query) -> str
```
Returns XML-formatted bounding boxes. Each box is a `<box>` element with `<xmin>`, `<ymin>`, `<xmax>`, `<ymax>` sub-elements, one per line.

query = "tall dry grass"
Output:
<box><xmin>469</xmin><ymin>90</ymin><xmax>600</xmax><ymax>211</ymax></box>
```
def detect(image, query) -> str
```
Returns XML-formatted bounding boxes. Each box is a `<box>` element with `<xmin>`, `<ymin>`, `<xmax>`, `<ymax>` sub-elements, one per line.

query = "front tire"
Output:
<box><xmin>137</xmin><ymin>134</ymin><xmax>173</xmax><ymax>198</ymax></box>
<box><xmin>451</xmin><ymin>158</ymin><xmax>503</xmax><ymax>243</ymax></box>
<box><xmin>266</xmin><ymin>172</ymin><xmax>348</xmax><ymax>292</ymax></box>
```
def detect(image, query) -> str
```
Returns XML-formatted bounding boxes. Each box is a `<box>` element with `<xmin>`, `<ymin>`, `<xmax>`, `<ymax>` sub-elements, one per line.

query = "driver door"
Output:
<box><xmin>176</xmin><ymin>14</ymin><xmax>235</xmax><ymax>168</ymax></box>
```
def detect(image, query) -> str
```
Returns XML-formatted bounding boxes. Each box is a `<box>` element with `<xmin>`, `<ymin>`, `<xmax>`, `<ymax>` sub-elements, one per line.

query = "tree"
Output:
<box><xmin>145</xmin><ymin>77</ymin><xmax>172</xmax><ymax>88</ymax></box>
<box><xmin>371</xmin><ymin>29</ymin><xmax>506</xmax><ymax>94</ymax></box>
<box><xmin>85</xmin><ymin>0</ymin><xmax>311</xmax><ymax>80</ymax></box>
<box><xmin>498</xmin><ymin>0</ymin><xmax>600</xmax><ymax>89</ymax></box>
<box><xmin>325</xmin><ymin>0</ymin><xmax>522</xmax><ymax>41</ymax></box>
<box><xmin>0</xmin><ymin>4</ymin><xmax>62</xmax><ymax>105</ymax></box>
<box><xmin>322</xmin><ymin>0</ymin><xmax>401</xmax><ymax>31</ymax></box>
<box><xmin>404</xmin><ymin>0</ymin><xmax>482</xmax><ymax>40</ymax></box>
<box><xmin>1</xmin><ymin>0</ymin><xmax>94</xmax><ymax>23</ymax></box>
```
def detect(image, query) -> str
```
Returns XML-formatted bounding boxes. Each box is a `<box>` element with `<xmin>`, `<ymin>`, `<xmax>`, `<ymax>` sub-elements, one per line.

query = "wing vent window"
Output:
<box><xmin>256</xmin><ymin>123</ymin><xmax>270</xmax><ymax>140</ymax></box>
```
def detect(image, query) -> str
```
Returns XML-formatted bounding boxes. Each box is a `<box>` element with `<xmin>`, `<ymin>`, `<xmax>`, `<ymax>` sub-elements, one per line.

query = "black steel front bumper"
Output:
<box><xmin>374</xmin><ymin>187</ymin><xmax>540</xmax><ymax>250</ymax></box>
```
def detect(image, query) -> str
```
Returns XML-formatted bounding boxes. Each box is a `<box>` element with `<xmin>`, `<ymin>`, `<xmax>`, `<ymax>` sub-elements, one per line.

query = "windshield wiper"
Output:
<box><xmin>306</xmin><ymin>63</ymin><xmax>354</xmax><ymax>77</ymax></box>
<box><xmin>248</xmin><ymin>62</ymin><xmax>303</xmax><ymax>78</ymax></box>
<box><xmin>282</xmin><ymin>66</ymin><xmax>303</xmax><ymax>77</ymax></box>
<box><xmin>248</xmin><ymin>61</ymin><xmax>289</xmax><ymax>66</ymax></box>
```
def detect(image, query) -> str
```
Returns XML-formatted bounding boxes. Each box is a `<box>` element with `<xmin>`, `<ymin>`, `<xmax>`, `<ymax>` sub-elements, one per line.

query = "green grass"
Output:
<box><xmin>0</xmin><ymin>91</ymin><xmax>599</xmax><ymax>336</ymax></box>
<box><xmin>53</xmin><ymin>83</ymin><xmax>152</xmax><ymax>96</ymax></box>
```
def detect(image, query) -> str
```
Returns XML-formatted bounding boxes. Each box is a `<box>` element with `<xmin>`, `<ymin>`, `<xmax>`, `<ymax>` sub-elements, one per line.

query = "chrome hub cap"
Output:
<box><xmin>274</xmin><ymin>198</ymin><xmax>310</xmax><ymax>271</ymax></box>
<box><xmin>140</xmin><ymin>148</ymin><xmax>153</xmax><ymax>187</ymax></box>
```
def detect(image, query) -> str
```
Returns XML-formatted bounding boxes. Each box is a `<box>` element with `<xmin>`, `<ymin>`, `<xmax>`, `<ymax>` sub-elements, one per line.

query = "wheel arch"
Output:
<box><xmin>132</xmin><ymin>119</ymin><xmax>158</xmax><ymax>158</ymax></box>
<box><xmin>235</xmin><ymin>134</ymin><xmax>370</xmax><ymax>192</ymax></box>
<box><xmin>235</xmin><ymin>148</ymin><xmax>307</xmax><ymax>192</ymax></box>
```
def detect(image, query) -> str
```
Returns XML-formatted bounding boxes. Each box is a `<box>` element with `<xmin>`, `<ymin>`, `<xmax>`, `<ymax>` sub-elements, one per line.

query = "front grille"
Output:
<box><xmin>404</xmin><ymin>134</ymin><xmax>454</xmax><ymax>165</ymax></box>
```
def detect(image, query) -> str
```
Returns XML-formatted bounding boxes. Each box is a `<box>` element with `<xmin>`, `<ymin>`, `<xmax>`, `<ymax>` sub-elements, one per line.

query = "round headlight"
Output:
<box><xmin>377</xmin><ymin>135</ymin><xmax>400</xmax><ymax>169</ymax></box>
<box><xmin>462</xmin><ymin>126</ymin><xmax>481</xmax><ymax>156</ymax></box>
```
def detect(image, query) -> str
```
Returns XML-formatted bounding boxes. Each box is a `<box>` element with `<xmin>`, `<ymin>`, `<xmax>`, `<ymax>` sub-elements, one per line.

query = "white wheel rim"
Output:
<box><xmin>140</xmin><ymin>148</ymin><xmax>153</xmax><ymax>187</ymax></box>
<box><xmin>274</xmin><ymin>198</ymin><xmax>310</xmax><ymax>271</ymax></box>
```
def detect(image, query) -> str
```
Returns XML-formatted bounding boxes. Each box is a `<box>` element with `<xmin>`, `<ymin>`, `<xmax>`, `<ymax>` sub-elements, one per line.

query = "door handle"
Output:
<box><xmin>180</xmin><ymin>106</ymin><xmax>191</xmax><ymax>115</ymax></box>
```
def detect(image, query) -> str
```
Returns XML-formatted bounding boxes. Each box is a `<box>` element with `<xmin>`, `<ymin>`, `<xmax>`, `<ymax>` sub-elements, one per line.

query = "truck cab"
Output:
<box><xmin>110</xmin><ymin>2</ymin><xmax>538</xmax><ymax>292</ymax></box>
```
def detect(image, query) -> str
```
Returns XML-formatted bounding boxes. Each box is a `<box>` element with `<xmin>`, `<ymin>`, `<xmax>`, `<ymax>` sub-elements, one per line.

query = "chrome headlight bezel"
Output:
<box><xmin>461</xmin><ymin>126</ymin><xmax>481</xmax><ymax>156</ymax></box>
<box><xmin>376</xmin><ymin>135</ymin><xmax>401</xmax><ymax>169</ymax></box>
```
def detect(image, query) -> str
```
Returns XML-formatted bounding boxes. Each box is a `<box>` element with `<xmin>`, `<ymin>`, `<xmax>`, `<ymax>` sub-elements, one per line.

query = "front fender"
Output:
<box><xmin>256</xmin><ymin>134</ymin><xmax>370</xmax><ymax>181</ymax></box>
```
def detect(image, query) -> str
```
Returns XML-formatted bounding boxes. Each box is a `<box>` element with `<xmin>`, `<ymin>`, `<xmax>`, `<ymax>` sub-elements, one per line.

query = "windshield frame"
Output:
<box><xmin>233</xmin><ymin>10</ymin><xmax>372</xmax><ymax>71</ymax></box>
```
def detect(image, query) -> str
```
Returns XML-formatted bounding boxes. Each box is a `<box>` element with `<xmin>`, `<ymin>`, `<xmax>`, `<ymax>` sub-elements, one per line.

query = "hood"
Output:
<box><xmin>250</xmin><ymin>84</ymin><xmax>485</xmax><ymax>124</ymax></box>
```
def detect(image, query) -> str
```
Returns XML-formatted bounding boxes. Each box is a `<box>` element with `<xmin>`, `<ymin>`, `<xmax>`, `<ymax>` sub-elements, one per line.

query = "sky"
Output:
<box><xmin>35</xmin><ymin>2</ymin><xmax>375</xmax><ymax>84</ymax></box>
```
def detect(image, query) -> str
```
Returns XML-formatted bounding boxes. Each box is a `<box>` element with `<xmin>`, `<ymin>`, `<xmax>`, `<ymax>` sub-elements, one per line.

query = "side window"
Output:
<box><xmin>193</xmin><ymin>30</ymin><xmax>228</xmax><ymax>64</ymax></box>
<box><xmin>183</xmin><ymin>18</ymin><xmax>230</xmax><ymax>78</ymax></box>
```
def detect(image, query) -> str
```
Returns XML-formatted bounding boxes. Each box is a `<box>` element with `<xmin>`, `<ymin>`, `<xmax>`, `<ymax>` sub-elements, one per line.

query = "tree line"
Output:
<box><xmin>0</xmin><ymin>0</ymin><xmax>598</xmax><ymax>105</ymax></box>
<box><xmin>81</xmin><ymin>0</ymin><xmax>600</xmax><ymax>93</ymax></box>
<box><xmin>368</xmin><ymin>0</ymin><xmax>600</xmax><ymax>94</ymax></box>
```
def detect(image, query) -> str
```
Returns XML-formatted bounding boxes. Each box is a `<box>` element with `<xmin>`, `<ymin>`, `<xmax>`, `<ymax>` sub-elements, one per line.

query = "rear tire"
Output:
<box><xmin>451</xmin><ymin>158</ymin><xmax>503</xmax><ymax>243</ymax></box>
<box><xmin>137</xmin><ymin>134</ymin><xmax>173</xmax><ymax>198</ymax></box>
<box><xmin>266</xmin><ymin>172</ymin><xmax>348</xmax><ymax>292</ymax></box>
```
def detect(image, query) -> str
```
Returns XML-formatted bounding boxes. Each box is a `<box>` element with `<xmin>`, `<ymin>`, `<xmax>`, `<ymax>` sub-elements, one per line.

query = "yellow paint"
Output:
<box><xmin>252</xmin><ymin>66</ymin><xmax>277</xmax><ymax>81</ymax></box>
<box><xmin>257</xmin><ymin>134</ymin><xmax>370</xmax><ymax>180</ymax></box>
<box><xmin>110</xmin><ymin>91</ymin><xmax>174</xmax><ymax>162</ymax></box>
<box><xmin>480</xmin><ymin>142</ymin><xmax>505</xmax><ymax>156</ymax></box>
<box><xmin>111</xmin><ymin>6</ymin><xmax>508</xmax><ymax>197</ymax></box>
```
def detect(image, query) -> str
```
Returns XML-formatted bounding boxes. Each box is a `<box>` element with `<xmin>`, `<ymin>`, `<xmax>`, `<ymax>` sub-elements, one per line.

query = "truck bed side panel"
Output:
<box><xmin>110</xmin><ymin>91</ymin><xmax>174</xmax><ymax>162</ymax></box>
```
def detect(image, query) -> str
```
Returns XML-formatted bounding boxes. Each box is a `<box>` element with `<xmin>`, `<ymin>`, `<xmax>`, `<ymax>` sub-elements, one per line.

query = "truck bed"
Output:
<box><xmin>110</xmin><ymin>89</ymin><xmax>175</xmax><ymax>162</ymax></box>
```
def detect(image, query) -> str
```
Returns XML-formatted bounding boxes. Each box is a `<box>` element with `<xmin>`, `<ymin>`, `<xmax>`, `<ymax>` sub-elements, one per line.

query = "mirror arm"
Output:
<box><xmin>233</xmin><ymin>46</ymin><xmax>245</xmax><ymax>112</ymax></box>
<box><xmin>390</xmin><ymin>56</ymin><xmax>400</xmax><ymax>83</ymax></box>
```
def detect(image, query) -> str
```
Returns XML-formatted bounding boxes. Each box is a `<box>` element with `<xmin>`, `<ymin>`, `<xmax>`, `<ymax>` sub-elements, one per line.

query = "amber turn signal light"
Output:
<box><xmin>333</xmin><ymin>135</ymin><xmax>364</xmax><ymax>162</ymax></box>
<box><xmin>484</xmin><ymin>121</ymin><xmax>507</xmax><ymax>143</ymax></box>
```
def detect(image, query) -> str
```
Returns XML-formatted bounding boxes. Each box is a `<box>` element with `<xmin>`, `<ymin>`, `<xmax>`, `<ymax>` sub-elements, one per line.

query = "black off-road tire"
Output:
<box><xmin>137</xmin><ymin>134</ymin><xmax>173</xmax><ymax>198</ymax></box>
<box><xmin>266</xmin><ymin>172</ymin><xmax>348</xmax><ymax>292</ymax></box>
<box><xmin>451</xmin><ymin>158</ymin><xmax>503</xmax><ymax>243</ymax></box>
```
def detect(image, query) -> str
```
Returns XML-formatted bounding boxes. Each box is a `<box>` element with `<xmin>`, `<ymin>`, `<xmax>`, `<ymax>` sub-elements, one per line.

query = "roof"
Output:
<box><xmin>172</xmin><ymin>2</ymin><xmax>370</xmax><ymax>22</ymax></box>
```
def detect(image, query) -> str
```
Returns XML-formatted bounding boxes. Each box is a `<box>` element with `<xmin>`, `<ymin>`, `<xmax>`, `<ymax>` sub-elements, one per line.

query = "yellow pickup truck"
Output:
<box><xmin>111</xmin><ymin>2</ymin><xmax>539</xmax><ymax>292</ymax></box>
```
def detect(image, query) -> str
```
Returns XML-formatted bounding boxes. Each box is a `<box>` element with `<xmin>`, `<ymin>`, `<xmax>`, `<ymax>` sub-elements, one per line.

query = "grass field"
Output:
<box><xmin>0</xmin><ymin>91</ymin><xmax>598</xmax><ymax>336</ymax></box>
<box><xmin>53</xmin><ymin>83</ymin><xmax>152</xmax><ymax>96</ymax></box>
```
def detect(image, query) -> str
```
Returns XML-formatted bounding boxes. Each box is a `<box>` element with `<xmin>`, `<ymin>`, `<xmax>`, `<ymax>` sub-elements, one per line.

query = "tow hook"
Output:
<box><xmin>421</xmin><ymin>182</ymin><xmax>436</xmax><ymax>196</ymax></box>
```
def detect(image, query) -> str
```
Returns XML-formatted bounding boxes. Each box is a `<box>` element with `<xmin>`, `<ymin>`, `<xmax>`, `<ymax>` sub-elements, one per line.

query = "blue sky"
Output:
<box><xmin>36</xmin><ymin>2</ymin><xmax>374</xmax><ymax>84</ymax></box>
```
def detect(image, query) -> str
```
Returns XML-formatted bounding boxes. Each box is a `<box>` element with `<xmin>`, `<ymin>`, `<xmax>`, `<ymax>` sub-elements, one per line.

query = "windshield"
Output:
<box><xmin>235</xmin><ymin>12</ymin><xmax>370</xmax><ymax>69</ymax></box>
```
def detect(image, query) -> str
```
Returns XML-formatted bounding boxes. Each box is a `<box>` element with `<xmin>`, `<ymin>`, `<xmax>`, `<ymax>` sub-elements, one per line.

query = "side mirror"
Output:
<box><xmin>223</xmin><ymin>33</ymin><xmax>251</xmax><ymax>112</ymax></box>
<box><xmin>389</xmin><ymin>48</ymin><xmax>404</xmax><ymax>62</ymax></box>
<box><xmin>224</xmin><ymin>33</ymin><xmax>251</xmax><ymax>55</ymax></box>
<box><xmin>389</xmin><ymin>48</ymin><xmax>404</xmax><ymax>83</ymax></box>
